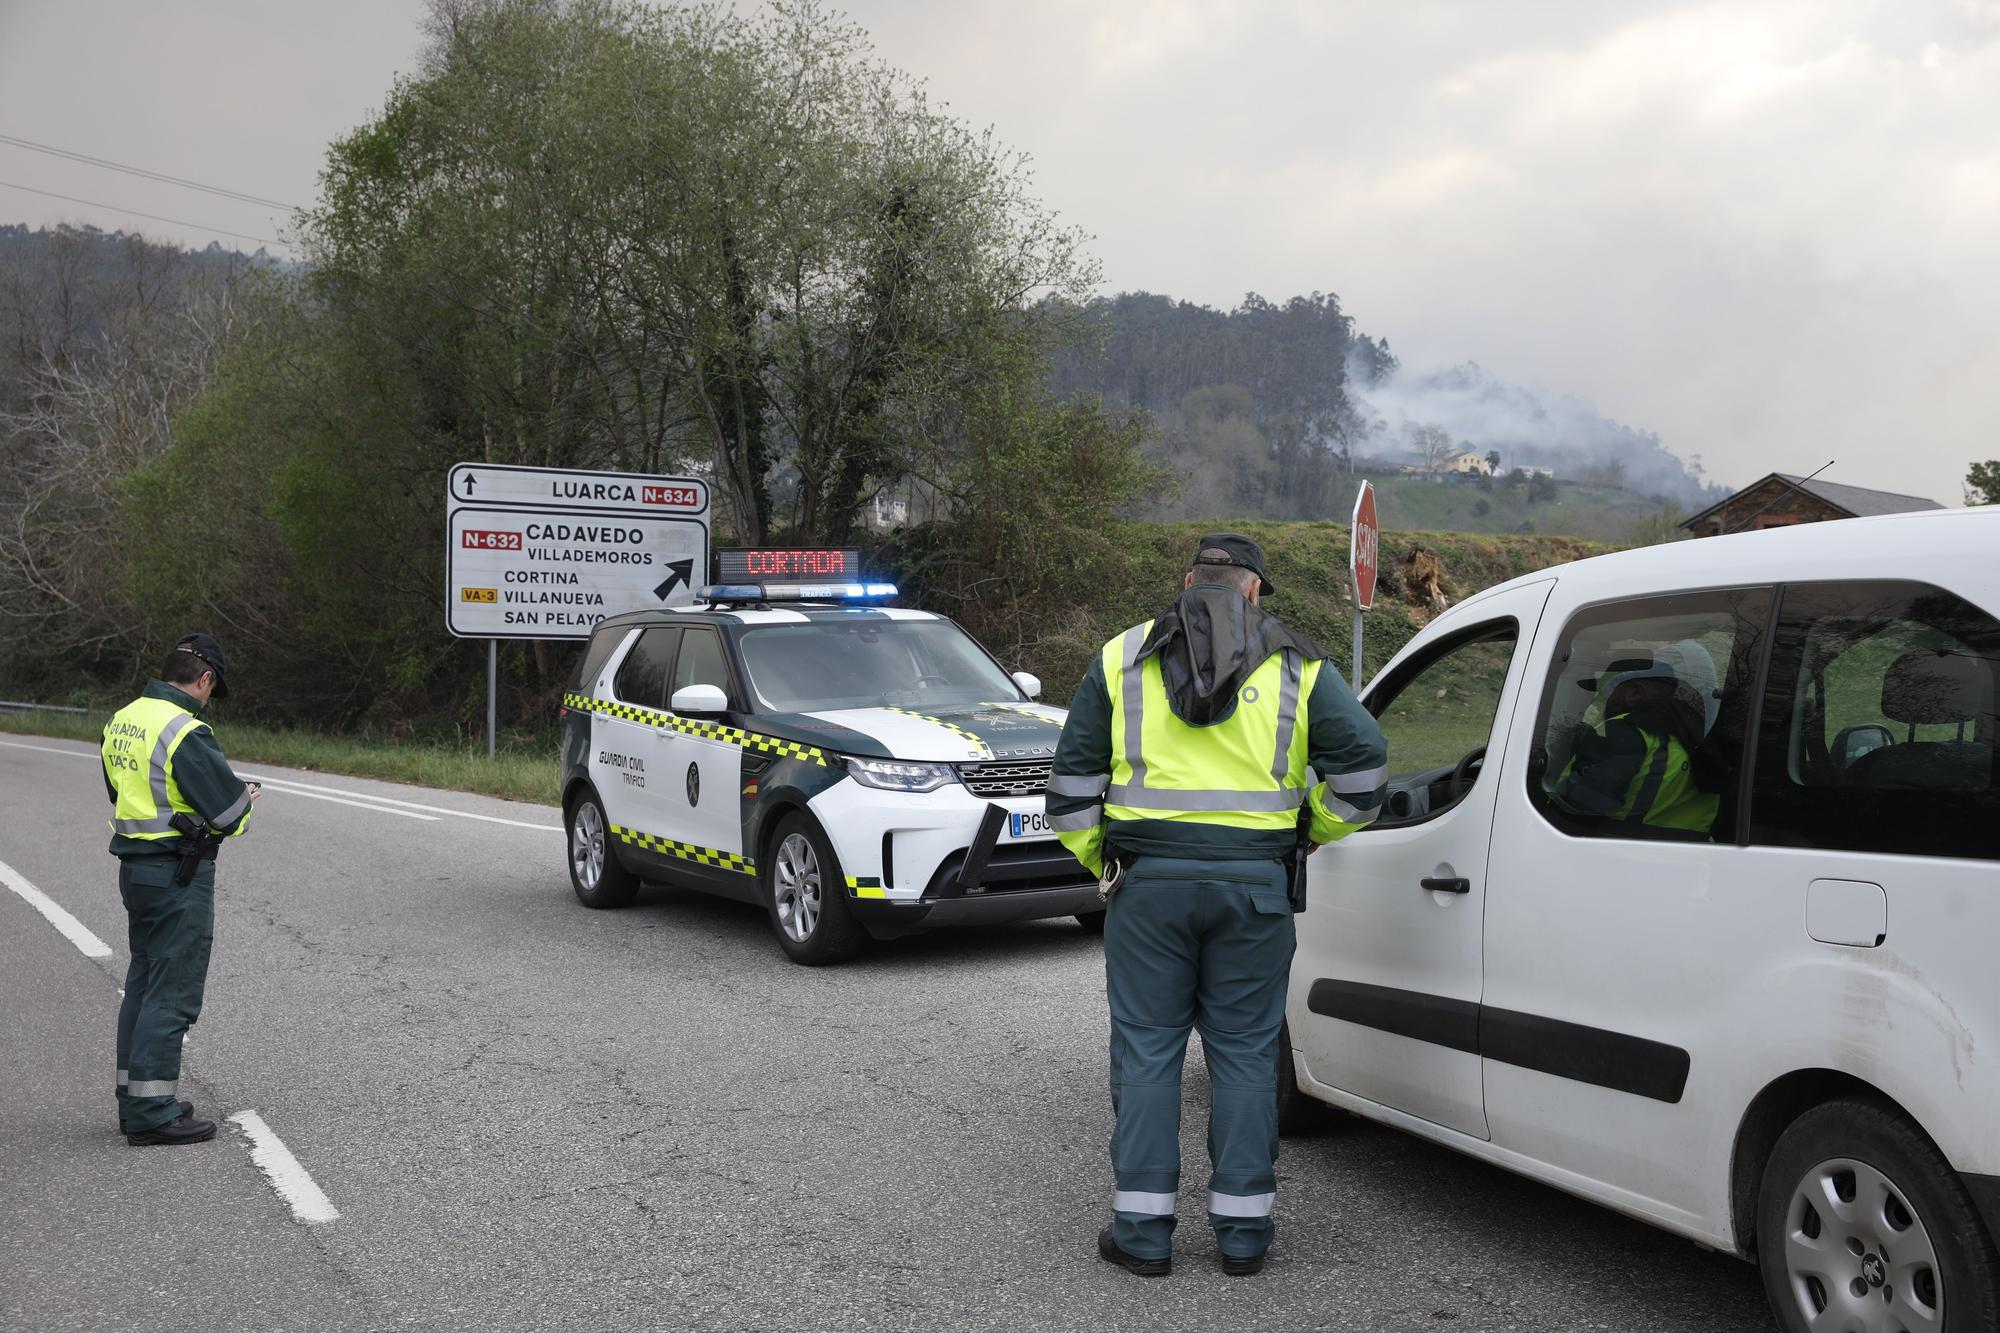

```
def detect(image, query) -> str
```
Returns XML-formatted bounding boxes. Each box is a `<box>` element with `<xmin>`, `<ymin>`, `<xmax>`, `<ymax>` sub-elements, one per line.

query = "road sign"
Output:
<box><xmin>1350</xmin><ymin>481</ymin><xmax>1380</xmax><ymax>612</ymax></box>
<box><xmin>447</xmin><ymin>463</ymin><xmax>707</xmax><ymax>518</ymax></box>
<box><xmin>1349</xmin><ymin>481</ymin><xmax>1379</xmax><ymax>690</ymax></box>
<box><xmin>446</xmin><ymin>464</ymin><xmax>710</xmax><ymax>641</ymax></box>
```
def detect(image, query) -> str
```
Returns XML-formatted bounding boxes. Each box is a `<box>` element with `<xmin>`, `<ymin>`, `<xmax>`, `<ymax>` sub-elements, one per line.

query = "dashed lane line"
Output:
<box><xmin>229</xmin><ymin>1110</ymin><xmax>340</xmax><ymax>1225</ymax></box>
<box><xmin>0</xmin><ymin>856</ymin><xmax>113</xmax><ymax>958</ymax></box>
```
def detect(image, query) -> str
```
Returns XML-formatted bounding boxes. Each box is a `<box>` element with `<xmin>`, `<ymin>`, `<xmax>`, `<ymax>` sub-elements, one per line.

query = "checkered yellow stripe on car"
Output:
<box><xmin>845</xmin><ymin>875</ymin><xmax>886</xmax><ymax>900</ymax></box>
<box><xmin>610</xmin><ymin>823</ymin><xmax>756</xmax><ymax>875</ymax></box>
<box><xmin>564</xmin><ymin>693</ymin><xmax>827</xmax><ymax>766</ymax></box>
<box><xmin>884</xmin><ymin>706</ymin><xmax>992</xmax><ymax>759</ymax></box>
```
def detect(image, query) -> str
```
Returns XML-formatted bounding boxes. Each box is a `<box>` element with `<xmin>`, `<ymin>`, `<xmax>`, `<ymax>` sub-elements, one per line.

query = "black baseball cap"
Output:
<box><xmin>173</xmin><ymin>633</ymin><xmax>229</xmax><ymax>698</ymax></box>
<box><xmin>1191</xmin><ymin>532</ymin><xmax>1275</xmax><ymax>596</ymax></box>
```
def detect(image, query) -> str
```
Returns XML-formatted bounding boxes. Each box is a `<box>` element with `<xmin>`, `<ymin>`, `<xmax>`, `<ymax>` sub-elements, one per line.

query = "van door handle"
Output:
<box><xmin>1420</xmin><ymin>877</ymin><xmax>1470</xmax><ymax>894</ymax></box>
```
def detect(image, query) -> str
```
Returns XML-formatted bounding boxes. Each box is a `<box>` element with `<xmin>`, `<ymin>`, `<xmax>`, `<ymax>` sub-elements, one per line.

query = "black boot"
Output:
<box><xmin>1220</xmin><ymin>1250</ymin><xmax>1267</xmax><ymax>1276</ymax></box>
<box><xmin>1097</xmin><ymin>1225</ymin><xmax>1170</xmax><ymax>1278</ymax></box>
<box><xmin>127</xmin><ymin>1114</ymin><xmax>217</xmax><ymax>1147</ymax></box>
<box><xmin>121</xmin><ymin>1098</ymin><xmax>193</xmax><ymax>1133</ymax></box>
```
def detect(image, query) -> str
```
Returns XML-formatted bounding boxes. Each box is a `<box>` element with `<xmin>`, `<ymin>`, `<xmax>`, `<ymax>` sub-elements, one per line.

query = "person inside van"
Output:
<box><xmin>1552</xmin><ymin>639</ymin><xmax>1720</xmax><ymax>836</ymax></box>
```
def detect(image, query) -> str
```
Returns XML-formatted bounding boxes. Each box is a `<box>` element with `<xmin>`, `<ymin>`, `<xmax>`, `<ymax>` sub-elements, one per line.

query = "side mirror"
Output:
<box><xmin>1011</xmin><ymin>671</ymin><xmax>1042</xmax><ymax>700</ymax></box>
<box><xmin>1831</xmin><ymin>723</ymin><xmax>1894</xmax><ymax>769</ymax></box>
<box><xmin>671</xmin><ymin>683</ymin><xmax>729</xmax><ymax>716</ymax></box>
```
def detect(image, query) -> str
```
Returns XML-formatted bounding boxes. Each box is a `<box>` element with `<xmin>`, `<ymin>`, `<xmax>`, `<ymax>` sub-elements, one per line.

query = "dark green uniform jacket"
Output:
<box><xmin>102</xmin><ymin>681</ymin><xmax>254</xmax><ymax>858</ymax></box>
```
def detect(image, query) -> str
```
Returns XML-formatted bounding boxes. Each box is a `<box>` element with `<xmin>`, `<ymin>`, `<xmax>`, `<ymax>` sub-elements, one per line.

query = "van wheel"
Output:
<box><xmin>764</xmin><ymin>813</ymin><xmax>867</xmax><ymax>966</ymax></box>
<box><xmin>1757</xmin><ymin>1096</ymin><xmax>2000</xmax><ymax>1333</ymax></box>
<box><xmin>566</xmin><ymin>790</ymin><xmax>637</xmax><ymax>908</ymax></box>
<box><xmin>1276</xmin><ymin>1021</ymin><xmax>1331</xmax><ymax>1136</ymax></box>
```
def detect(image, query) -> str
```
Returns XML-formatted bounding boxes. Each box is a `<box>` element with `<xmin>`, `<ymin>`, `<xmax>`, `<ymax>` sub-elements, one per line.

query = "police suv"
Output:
<box><xmin>559</xmin><ymin>579</ymin><xmax>1098</xmax><ymax>964</ymax></box>
<box><xmin>1282</xmin><ymin>506</ymin><xmax>2000</xmax><ymax>1332</ymax></box>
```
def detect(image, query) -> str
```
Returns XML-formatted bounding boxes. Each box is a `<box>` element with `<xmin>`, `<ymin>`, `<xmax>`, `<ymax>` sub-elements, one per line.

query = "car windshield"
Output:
<box><xmin>735</xmin><ymin>619</ymin><xmax>1021</xmax><ymax>712</ymax></box>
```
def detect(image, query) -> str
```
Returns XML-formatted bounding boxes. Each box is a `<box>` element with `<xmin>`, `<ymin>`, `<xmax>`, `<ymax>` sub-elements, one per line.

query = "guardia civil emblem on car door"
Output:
<box><xmin>685</xmin><ymin>763</ymin><xmax>700</xmax><ymax>807</ymax></box>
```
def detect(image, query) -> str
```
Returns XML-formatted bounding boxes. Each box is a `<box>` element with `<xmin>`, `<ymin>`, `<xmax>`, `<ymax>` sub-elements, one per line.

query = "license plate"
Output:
<box><xmin>1005</xmin><ymin>810</ymin><xmax>1054</xmax><ymax>841</ymax></box>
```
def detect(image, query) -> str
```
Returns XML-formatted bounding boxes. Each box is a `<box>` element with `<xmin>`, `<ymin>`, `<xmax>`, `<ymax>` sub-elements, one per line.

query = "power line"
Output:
<box><xmin>0</xmin><ymin>178</ymin><xmax>287</xmax><ymax>250</ymax></box>
<box><xmin>0</xmin><ymin>133</ymin><xmax>301</xmax><ymax>212</ymax></box>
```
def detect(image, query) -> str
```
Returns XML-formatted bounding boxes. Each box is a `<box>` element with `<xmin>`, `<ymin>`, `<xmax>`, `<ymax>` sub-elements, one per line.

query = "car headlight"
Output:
<box><xmin>840</xmin><ymin>756</ymin><xmax>959</xmax><ymax>793</ymax></box>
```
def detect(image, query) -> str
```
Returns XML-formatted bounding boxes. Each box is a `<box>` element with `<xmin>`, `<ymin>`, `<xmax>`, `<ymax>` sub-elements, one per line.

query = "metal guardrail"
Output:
<box><xmin>0</xmin><ymin>699</ymin><xmax>92</xmax><ymax>714</ymax></box>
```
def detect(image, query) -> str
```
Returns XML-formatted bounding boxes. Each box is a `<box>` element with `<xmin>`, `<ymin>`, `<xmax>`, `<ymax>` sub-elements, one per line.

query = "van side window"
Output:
<box><xmin>1750</xmin><ymin>581</ymin><xmax>1999</xmax><ymax>860</ymax></box>
<box><xmin>1527</xmin><ymin>587</ymin><xmax>1774</xmax><ymax>844</ymax></box>
<box><xmin>612</xmin><ymin>626</ymin><xmax>680</xmax><ymax>710</ymax></box>
<box><xmin>1364</xmin><ymin>620</ymin><xmax>1518</xmax><ymax>826</ymax></box>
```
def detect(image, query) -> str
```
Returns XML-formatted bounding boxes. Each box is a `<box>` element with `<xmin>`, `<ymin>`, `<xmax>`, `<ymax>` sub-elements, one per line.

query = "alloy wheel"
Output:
<box><xmin>572</xmin><ymin>802</ymin><xmax>606</xmax><ymax>892</ymax></box>
<box><xmin>1783</xmin><ymin>1155</ymin><xmax>1943</xmax><ymax>1332</ymax></box>
<box><xmin>774</xmin><ymin>832</ymin><xmax>822</xmax><ymax>943</ymax></box>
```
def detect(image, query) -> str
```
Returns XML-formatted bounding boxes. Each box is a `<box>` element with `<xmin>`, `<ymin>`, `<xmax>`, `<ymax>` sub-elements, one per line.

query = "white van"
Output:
<box><xmin>1283</xmin><ymin>506</ymin><xmax>1999</xmax><ymax>1332</ymax></box>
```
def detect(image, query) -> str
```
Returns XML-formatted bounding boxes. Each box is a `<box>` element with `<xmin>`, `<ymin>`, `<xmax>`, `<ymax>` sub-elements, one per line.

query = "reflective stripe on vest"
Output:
<box><xmin>1102</xmin><ymin>623</ymin><xmax>1319</xmax><ymax>832</ymax></box>
<box><xmin>102</xmin><ymin>698</ymin><xmax>204</xmax><ymax>840</ymax></box>
<box><xmin>1597</xmin><ymin>717</ymin><xmax>1719</xmax><ymax>834</ymax></box>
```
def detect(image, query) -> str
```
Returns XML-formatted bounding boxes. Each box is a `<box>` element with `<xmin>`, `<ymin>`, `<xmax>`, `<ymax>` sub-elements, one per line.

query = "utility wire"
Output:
<box><xmin>0</xmin><ymin>178</ymin><xmax>287</xmax><ymax>249</ymax></box>
<box><xmin>0</xmin><ymin>133</ymin><xmax>301</xmax><ymax>212</ymax></box>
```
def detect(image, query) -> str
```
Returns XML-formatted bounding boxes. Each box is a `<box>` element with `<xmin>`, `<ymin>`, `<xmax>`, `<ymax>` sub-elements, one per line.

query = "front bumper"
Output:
<box><xmin>808</xmin><ymin>780</ymin><xmax>1097</xmax><ymax>936</ymax></box>
<box><xmin>850</xmin><ymin>883</ymin><xmax>1105</xmax><ymax>937</ymax></box>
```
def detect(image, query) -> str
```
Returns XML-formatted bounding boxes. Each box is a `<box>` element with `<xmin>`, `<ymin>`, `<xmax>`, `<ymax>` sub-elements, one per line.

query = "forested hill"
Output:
<box><xmin>1049</xmin><ymin>290</ymin><xmax>1722</xmax><ymax>522</ymax></box>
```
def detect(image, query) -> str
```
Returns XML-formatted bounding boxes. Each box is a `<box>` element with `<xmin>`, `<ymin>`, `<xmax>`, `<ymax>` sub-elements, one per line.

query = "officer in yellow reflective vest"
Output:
<box><xmin>1552</xmin><ymin>641</ymin><xmax>1720</xmax><ymax>837</ymax></box>
<box><xmin>101</xmin><ymin>633</ymin><xmax>257</xmax><ymax>1146</ymax></box>
<box><xmin>1047</xmin><ymin>535</ymin><xmax>1388</xmax><ymax>1277</ymax></box>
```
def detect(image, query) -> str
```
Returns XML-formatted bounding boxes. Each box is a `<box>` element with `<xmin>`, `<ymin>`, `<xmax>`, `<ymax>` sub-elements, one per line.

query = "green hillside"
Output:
<box><xmin>941</xmin><ymin>520</ymin><xmax>1609</xmax><ymax>705</ymax></box>
<box><xmin>1358</xmin><ymin>472</ymin><xmax>1672</xmax><ymax>542</ymax></box>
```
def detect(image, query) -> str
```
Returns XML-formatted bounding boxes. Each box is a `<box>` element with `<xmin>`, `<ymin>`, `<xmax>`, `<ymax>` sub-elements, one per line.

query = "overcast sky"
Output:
<box><xmin>2</xmin><ymin>0</ymin><xmax>1994</xmax><ymax>505</ymax></box>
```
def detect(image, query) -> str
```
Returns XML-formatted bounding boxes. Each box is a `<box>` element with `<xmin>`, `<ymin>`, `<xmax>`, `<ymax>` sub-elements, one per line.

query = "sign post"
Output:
<box><xmin>1349</xmin><ymin>481</ymin><xmax>1379</xmax><ymax>691</ymax></box>
<box><xmin>446</xmin><ymin>463</ymin><xmax>712</xmax><ymax>758</ymax></box>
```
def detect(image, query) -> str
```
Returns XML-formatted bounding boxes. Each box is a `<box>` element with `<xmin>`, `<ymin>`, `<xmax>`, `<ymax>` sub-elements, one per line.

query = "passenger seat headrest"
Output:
<box><xmin>1881</xmin><ymin>650</ymin><xmax>1989</xmax><ymax>726</ymax></box>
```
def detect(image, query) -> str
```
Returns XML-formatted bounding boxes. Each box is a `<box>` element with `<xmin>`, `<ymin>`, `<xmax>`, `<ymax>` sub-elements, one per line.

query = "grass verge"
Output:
<box><xmin>0</xmin><ymin>709</ymin><xmax>561</xmax><ymax>806</ymax></box>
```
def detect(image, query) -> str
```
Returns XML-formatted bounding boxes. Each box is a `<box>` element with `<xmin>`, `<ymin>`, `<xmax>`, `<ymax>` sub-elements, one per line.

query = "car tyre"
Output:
<box><xmin>763</xmin><ymin>812</ymin><xmax>867</xmax><ymax>966</ymax></box>
<box><xmin>1276</xmin><ymin>1020</ymin><xmax>1333</xmax><ymax>1136</ymax></box>
<box><xmin>566</xmin><ymin>789</ymin><xmax>638</xmax><ymax>909</ymax></box>
<box><xmin>1076</xmin><ymin>909</ymin><xmax>1107</xmax><ymax>934</ymax></box>
<box><xmin>1756</xmin><ymin>1095</ymin><xmax>2000</xmax><ymax>1333</ymax></box>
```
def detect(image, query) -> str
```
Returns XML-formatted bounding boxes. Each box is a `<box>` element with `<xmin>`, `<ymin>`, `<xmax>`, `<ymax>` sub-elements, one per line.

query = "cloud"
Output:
<box><xmin>840</xmin><ymin>0</ymin><xmax>2000</xmax><ymax>505</ymax></box>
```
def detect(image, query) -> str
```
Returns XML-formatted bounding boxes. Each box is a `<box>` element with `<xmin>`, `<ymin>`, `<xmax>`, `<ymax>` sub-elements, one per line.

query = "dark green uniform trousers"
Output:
<box><xmin>115</xmin><ymin>856</ymin><xmax>214</xmax><ymax>1133</ymax></box>
<box><xmin>1104</xmin><ymin>856</ymin><xmax>1296</xmax><ymax>1261</ymax></box>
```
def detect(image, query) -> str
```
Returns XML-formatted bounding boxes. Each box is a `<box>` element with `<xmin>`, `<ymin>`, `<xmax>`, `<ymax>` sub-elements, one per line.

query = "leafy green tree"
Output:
<box><xmin>1966</xmin><ymin>460</ymin><xmax>2000</xmax><ymax>506</ymax></box>
<box><xmin>305</xmin><ymin>0</ymin><xmax>1096</xmax><ymax>545</ymax></box>
<box><xmin>116</xmin><ymin>0</ymin><xmax>1138</xmax><ymax>727</ymax></box>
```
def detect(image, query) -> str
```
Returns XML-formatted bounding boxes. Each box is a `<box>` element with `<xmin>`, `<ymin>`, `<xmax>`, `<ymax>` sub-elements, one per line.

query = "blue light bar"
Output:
<box><xmin>700</xmin><ymin>582</ymin><xmax>900</xmax><ymax>603</ymax></box>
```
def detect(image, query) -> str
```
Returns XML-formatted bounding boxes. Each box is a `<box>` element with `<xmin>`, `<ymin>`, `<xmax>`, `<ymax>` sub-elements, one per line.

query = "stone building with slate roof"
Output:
<box><xmin>1680</xmin><ymin>472</ymin><xmax>1945</xmax><ymax>538</ymax></box>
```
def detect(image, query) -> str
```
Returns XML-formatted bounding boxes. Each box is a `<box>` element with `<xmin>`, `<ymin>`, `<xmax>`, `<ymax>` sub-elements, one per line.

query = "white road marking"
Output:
<box><xmin>228</xmin><ymin>1110</ymin><xmax>340</xmax><ymax>1225</ymax></box>
<box><xmin>0</xmin><ymin>737</ymin><xmax>556</xmax><ymax>830</ymax></box>
<box><xmin>237</xmin><ymin>777</ymin><xmax>439</xmax><ymax>822</ymax></box>
<box><xmin>0</xmin><ymin>857</ymin><xmax>113</xmax><ymax>958</ymax></box>
<box><xmin>0</xmin><ymin>738</ymin><xmax>100</xmax><ymax>760</ymax></box>
<box><xmin>239</xmin><ymin>773</ymin><xmax>559</xmax><ymax>831</ymax></box>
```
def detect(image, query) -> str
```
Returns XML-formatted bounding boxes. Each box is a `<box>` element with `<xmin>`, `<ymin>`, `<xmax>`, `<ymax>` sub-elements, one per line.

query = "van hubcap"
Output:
<box><xmin>774</xmin><ymin>834</ymin><xmax>821</xmax><ymax>943</ymax></box>
<box><xmin>1784</xmin><ymin>1157</ymin><xmax>1942</xmax><ymax>1332</ymax></box>
<box><xmin>571</xmin><ymin>803</ymin><xmax>605</xmax><ymax>891</ymax></box>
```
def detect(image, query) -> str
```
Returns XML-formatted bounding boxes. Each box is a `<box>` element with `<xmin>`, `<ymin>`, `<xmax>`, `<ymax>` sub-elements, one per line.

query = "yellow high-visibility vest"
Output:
<box><xmin>1100</xmin><ymin>620</ymin><xmax>1320</xmax><ymax>834</ymax></box>
<box><xmin>102</xmin><ymin>697</ymin><xmax>210</xmax><ymax>842</ymax></box>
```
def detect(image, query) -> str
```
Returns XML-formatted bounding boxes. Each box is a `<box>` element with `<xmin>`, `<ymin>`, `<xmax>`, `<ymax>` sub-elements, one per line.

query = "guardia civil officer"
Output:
<box><xmin>101</xmin><ymin>633</ymin><xmax>257</xmax><ymax>1145</ymax></box>
<box><xmin>1047</xmin><ymin>535</ymin><xmax>1387</xmax><ymax>1276</ymax></box>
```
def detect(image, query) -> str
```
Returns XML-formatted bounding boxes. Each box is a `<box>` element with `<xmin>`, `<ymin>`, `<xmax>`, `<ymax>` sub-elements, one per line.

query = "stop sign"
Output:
<box><xmin>1350</xmin><ymin>481</ymin><xmax>1380</xmax><ymax>611</ymax></box>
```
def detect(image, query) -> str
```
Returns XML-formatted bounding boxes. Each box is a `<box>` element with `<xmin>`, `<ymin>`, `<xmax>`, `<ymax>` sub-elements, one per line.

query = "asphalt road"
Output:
<box><xmin>2</xmin><ymin>733</ymin><xmax>1775</xmax><ymax>1332</ymax></box>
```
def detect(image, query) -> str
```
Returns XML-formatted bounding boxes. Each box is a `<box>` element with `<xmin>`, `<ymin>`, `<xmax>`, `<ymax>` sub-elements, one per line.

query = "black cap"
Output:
<box><xmin>173</xmin><ymin>633</ymin><xmax>229</xmax><ymax>698</ymax></box>
<box><xmin>1191</xmin><ymin>532</ymin><xmax>1275</xmax><ymax>596</ymax></box>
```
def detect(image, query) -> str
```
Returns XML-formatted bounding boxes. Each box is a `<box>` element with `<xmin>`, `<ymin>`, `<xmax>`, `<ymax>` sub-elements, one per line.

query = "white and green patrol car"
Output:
<box><xmin>559</xmin><ymin>583</ymin><xmax>1100</xmax><ymax>963</ymax></box>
